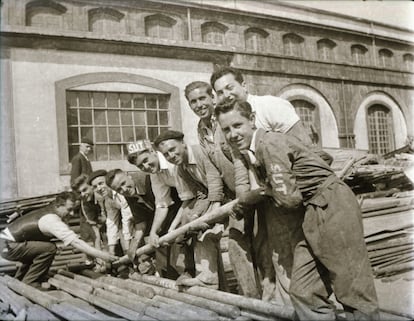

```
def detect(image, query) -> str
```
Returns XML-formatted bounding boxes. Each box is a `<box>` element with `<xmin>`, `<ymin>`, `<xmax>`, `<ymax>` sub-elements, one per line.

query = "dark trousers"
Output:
<box><xmin>1</xmin><ymin>240</ymin><xmax>57</xmax><ymax>286</ymax></box>
<box><xmin>290</xmin><ymin>179</ymin><xmax>379</xmax><ymax>320</ymax></box>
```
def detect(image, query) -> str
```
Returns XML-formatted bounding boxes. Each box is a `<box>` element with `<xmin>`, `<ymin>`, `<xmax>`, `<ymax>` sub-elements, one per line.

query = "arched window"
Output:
<box><xmin>403</xmin><ymin>53</ymin><xmax>413</xmax><ymax>71</ymax></box>
<box><xmin>367</xmin><ymin>104</ymin><xmax>395</xmax><ymax>154</ymax></box>
<box><xmin>26</xmin><ymin>0</ymin><xmax>67</xmax><ymax>28</ymax></box>
<box><xmin>88</xmin><ymin>7</ymin><xmax>124</xmax><ymax>34</ymax></box>
<box><xmin>351</xmin><ymin>44</ymin><xmax>368</xmax><ymax>65</ymax></box>
<box><xmin>244</xmin><ymin>27</ymin><xmax>268</xmax><ymax>52</ymax></box>
<box><xmin>291</xmin><ymin>99</ymin><xmax>321</xmax><ymax>145</ymax></box>
<box><xmin>282</xmin><ymin>33</ymin><xmax>304</xmax><ymax>57</ymax></box>
<box><xmin>317</xmin><ymin>38</ymin><xmax>336</xmax><ymax>61</ymax></box>
<box><xmin>145</xmin><ymin>14</ymin><xmax>176</xmax><ymax>40</ymax></box>
<box><xmin>201</xmin><ymin>22</ymin><xmax>228</xmax><ymax>45</ymax></box>
<box><xmin>378</xmin><ymin>49</ymin><xmax>394</xmax><ymax>68</ymax></box>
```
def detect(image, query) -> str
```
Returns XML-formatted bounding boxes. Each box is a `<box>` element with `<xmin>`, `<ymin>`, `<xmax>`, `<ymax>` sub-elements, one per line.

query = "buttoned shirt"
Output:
<box><xmin>150</xmin><ymin>151</ymin><xmax>186</xmax><ymax>208</ymax></box>
<box><xmin>247</xmin><ymin>94</ymin><xmax>300</xmax><ymax>133</ymax></box>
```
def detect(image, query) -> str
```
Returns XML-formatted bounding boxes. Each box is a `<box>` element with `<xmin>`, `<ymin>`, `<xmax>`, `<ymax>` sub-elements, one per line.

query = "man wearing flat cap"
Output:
<box><xmin>88</xmin><ymin>170</ymin><xmax>134</xmax><ymax>258</ymax></box>
<box><xmin>70</xmin><ymin>137</ymin><xmax>94</xmax><ymax>185</ymax></box>
<box><xmin>154</xmin><ymin>130</ymin><xmax>227</xmax><ymax>289</ymax></box>
<box><xmin>126</xmin><ymin>139</ymin><xmax>186</xmax><ymax>278</ymax></box>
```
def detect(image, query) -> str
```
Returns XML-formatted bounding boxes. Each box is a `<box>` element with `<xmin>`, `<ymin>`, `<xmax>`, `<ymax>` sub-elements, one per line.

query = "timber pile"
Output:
<box><xmin>0</xmin><ymin>271</ymin><xmax>295</xmax><ymax>321</ymax></box>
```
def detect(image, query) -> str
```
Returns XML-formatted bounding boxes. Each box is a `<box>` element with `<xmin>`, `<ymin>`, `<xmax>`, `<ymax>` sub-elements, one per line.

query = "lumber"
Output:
<box><xmin>0</xmin><ymin>282</ymin><xmax>32</xmax><ymax>316</ymax></box>
<box><xmin>117</xmin><ymin>200</ymin><xmax>238</xmax><ymax>264</ymax></box>
<box><xmin>127</xmin><ymin>277</ymin><xmax>240</xmax><ymax>318</ymax></box>
<box><xmin>374</xmin><ymin>260</ymin><xmax>414</xmax><ymax>276</ymax></box>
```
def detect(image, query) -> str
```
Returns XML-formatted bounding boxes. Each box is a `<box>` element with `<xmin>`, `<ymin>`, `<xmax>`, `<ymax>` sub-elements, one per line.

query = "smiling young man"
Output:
<box><xmin>215</xmin><ymin>100</ymin><xmax>379</xmax><ymax>320</ymax></box>
<box><xmin>154</xmin><ymin>130</ymin><xmax>227</xmax><ymax>289</ymax></box>
<box><xmin>0</xmin><ymin>192</ymin><xmax>117</xmax><ymax>289</ymax></box>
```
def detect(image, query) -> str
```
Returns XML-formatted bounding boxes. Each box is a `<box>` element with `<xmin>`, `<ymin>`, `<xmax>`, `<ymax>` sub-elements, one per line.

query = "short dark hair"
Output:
<box><xmin>127</xmin><ymin>153</ymin><xmax>138</xmax><ymax>165</ymax></box>
<box><xmin>55</xmin><ymin>191</ymin><xmax>78</xmax><ymax>207</ymax></box>
<box><xmin>184</xmin><ymin>81</ymin><xmax>213</xmax><ymax>100</ymax></box>
<box><xmin>153</xmin><ymin>130</ymin><xmax>185</xmax><ymax>148</ymax></box>
<box><xmin>215</xmin><ymin>99</ymin><xmax>253</xmax><ymax>120</ymax></box>
<box><xmin>71</xmin><ymin>174</ymin><xmax>89</xmax><ymax>191</ymax></box>
<box><xmin>106</xmin><ymin>169</ymin><xmax>124</xmax><ymax>188</ymax></box>
<box><xmin>210</xmin><ymin>66</ymin><xmax>244</xmax><ymax>89</ymax></box>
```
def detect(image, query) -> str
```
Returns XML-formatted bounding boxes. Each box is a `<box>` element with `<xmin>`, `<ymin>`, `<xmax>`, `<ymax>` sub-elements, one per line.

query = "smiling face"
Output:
<box><xmin>90</xmin><ymin>176</ymin><xmax>110</xmax><ymax>198</ymax></box>
<box><xmin>77</xmin><ymin>182</ymin><xmax>93</xmax><ymax>201</ymax></box>
<box><xmin>109</xmin><ymin>171</ymin><xmax>136</xmax><ymax>197</ymax></box>
<box><xmin>213</xmin><ymin>73</ymin><xmax>248</xmax><ymax>105</ymax></box>
<box><xmin>217</xmin><ymin>109</ymin><xmax>256</xmax><ymax>151</ymax></box>
<box><xmin>56</xmin><ymin>199</ymin><xmax>76</xmax><ymax>219</ymax></box>
<box><xmin>135</xmin><ymin>150</ymin><xmax>160</xmax><ymax>174</ymax></box>
<box><xmin>157</xmin><ymin>139</ymin><xmax>187</xmax><ymax>165</ymax></box>
<box><xmin>187</xmin><ymin>86</ymin><xmax>215</xmax><ymax>120</ymax></box>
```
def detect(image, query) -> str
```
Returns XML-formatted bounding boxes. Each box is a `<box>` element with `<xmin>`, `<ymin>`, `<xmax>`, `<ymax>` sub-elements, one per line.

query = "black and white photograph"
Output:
<box><xmin>0</xmin><ymin>0</ymin><xmax>413</xmax><ymax>320</ymax></box>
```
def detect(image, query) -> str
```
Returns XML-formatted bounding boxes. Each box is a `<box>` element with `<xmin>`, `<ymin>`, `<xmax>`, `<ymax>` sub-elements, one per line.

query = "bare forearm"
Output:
<box><xmin>150</xmin><ymin>207</ymin><xmax>169</xmax><ymax>235</ymax></box>
<box><xmin>70</xmin><ymin>238</ymin><xmax>112</xmax><ymax>261</ymax></box>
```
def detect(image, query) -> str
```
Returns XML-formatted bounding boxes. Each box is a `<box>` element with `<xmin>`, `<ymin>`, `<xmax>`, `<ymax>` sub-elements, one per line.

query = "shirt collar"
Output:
<box><xmin>186</xmin><ymin>145</ymin><xmax>197</xmax><ymax>165</ymax></box>
<box><xmin>80</xmin><ymin>151</ymin><xmax>89</xmax><ymax>161</ymax></box>
<box><xmin>250</xmin><ymin>129</ymin><xmax>258</xmax><ymax>154</ymax></box>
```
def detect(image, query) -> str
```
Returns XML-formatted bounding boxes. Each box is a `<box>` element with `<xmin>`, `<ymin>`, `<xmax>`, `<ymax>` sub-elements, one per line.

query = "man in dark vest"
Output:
<box><xmin>70</xmin><ymin>137</ymin><xmax>94</xmax><ymax>185</ymax></box>
<box><xmin>0</xmin><ymin>191</ymin><xmax>118</xmax><ymax>289</ymax></box>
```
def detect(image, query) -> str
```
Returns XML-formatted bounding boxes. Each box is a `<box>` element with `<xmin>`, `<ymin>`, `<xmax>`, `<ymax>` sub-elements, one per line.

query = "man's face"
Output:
<box><xmin>213</xmin><ymin>73</ymin><xmax>248</xmax><ymax>105</ymax></box>
<box><xmin>56</xmin><ymin>199</ymin><xmax>76</xmax><ymax>219</ymax></box>
<box><xmin>80</xmin><ymin>143</ymin><xmax>93</xmax><ymax>156</ymax></box>
<box><xmin>135</xmin><ymin>151</ymin><xmax>160</xmax><ymax>174</ymax></box>
<box><xmin>91</xmin><ymin>176</ymin><xmax>110</xmax><ymax>198</ymax></box>
<box><xmin>187</xmin><ymin>87</ymin><xmax>215</xmax><ymax>120</ymax></box>
<box><xmin>109</xmin><ymin>172</ymin><xmax>136</xmax><ymax>197</ymax></box>
<box><xmin>77</xmin><ymin>182</ymin><xmax>93</xmax><ymax>201</ymax></box>
<box><xmin>157</xmin><ymin>139</ymin><xmax>187</xmax><ymax>165</ymax></box>
<box><xmin>217</xmin><ymin>109</ymin><xmax>256</xmax><ymax>151</ymax></box>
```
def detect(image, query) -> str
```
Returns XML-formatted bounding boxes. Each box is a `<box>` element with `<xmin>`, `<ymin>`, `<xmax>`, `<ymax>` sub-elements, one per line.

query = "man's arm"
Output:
<box><xmin>70</xmin><ymin>238</ymin><xmax>117</xmax><ymax>261</ymax></box>
<box><xmin>103</xmin><ymin>199</ymin><xmax>121</xmax><ymax>255</ymax></box>
<box><xmin>149</xmin><ymin>207</ymin><xmax>169</xmax><ymax>247</ymax></box>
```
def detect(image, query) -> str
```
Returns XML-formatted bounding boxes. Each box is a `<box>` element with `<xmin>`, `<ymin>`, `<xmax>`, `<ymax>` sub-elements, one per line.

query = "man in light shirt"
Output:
<box><xmin>0</xmin><ymin>192</ymin><xmax>117</xmax><ymax>289</ymax></box>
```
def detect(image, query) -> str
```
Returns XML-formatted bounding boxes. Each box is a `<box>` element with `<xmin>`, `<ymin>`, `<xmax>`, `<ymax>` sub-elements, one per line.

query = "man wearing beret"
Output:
<box><xmin>126</xmin><ymin>139</ymin><xmax>186</xmax><ymax>277</ymax></box>
<box><xmin>154</xmin><ymin>130</ymin><xmax>227</xmax><ymax>289</ymax></box>
<box><xmin>70</xmin><ymin>137</ymin><xmax>94</xmax><ymax>185</ymax></box>
<box><xmin>88</xmin><ymin>170</ymin><xmax>134</xmax><ymax>257</ymax></box>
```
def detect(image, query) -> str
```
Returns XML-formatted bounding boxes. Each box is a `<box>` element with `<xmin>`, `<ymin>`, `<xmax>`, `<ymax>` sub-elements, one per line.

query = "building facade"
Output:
<box><xmin>1</xmin><ymin>0</ymin><xmax>413</xmax><ymax>199</ymax></box>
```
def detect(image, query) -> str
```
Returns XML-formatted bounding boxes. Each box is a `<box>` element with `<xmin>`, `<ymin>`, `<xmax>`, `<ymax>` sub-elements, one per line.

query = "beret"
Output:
<box><xmin>81</xmin><ymin>137</ymin><xmax>94</xmax><ymax>146</ymax></box>
<box><xmin>126</xmin><ymin>139</ymin><xmax>152</xmax><ymax>155</ymax></box>
<box><xmin>154</xmin><ymin>130</ymin><xmax>184</xmax><ymax>147</ymax></box>
<box><xmin>88</xmin><ymin>169</ymin><xmax>108</xmax><ymax>185</ymax></box>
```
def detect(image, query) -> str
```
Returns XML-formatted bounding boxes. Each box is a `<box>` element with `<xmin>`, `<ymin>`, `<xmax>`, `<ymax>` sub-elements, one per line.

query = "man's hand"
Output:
<box><xmin>149</xmin><ymin>232</ymin><xmax>160</xmax><ymax>248</ymax></box>
<box><xmin>101</xmin><ymin>251</ymin><xmax>118</xmax><ymax>262</ymax></box>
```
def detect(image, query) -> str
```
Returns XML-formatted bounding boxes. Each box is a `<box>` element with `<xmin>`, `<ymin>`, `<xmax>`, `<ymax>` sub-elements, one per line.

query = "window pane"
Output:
<box><xmin>147</xmin><ymin>111</ymin><xmax>158</xmax><ymax>125</ymax></box>
<box><xmin>94</xmin><ymin>110</ymin><xmax>107</xmax><ymax>126</ymax></box>
<box><xmin>159</xmin><ymin>96</ymin><xmax>169</xmax><ymax>109</ymax></box>
<box><xmin>122</xmin><ymin>127</ymin><xmax>134</xmax><ymax>141</ymax></box>
<box><xmin>108</xmin><ymin>127</ymin><xmax>121</xmax><ymax>142</ymax></box>
<box><xmin>67</xmin><ymin>92</ymin><xmax>78</xmax><ymax>107</ymax></box>
<box><xmin>146</xmin><ymin>96</ymin><xmax>157</xmax><ymax>109</ymax></box>
<box><xmin>79</xmin><ymin>109</ymin><xmax>92</xmax><ymax>125</ymax></box>
<box><xmin>134</xmin><ymin>111</ymin><xmax>146</xmax><ymax>125</ymax></box>
<box><xmin>78</xmin><ymin>92</ymin><xmax>91</xmax><ymax>107</ymax></box>
<box><xmin>159</xmin><ymin>111</ymin><xmax>168</xmax><ymax>125</ymax></box>
<box><xmin>120</xmin><ymin>93</ymin><xmax>132</xmax><ymax>108</ymax></box>
<box><xmin>135</xmin><ymin>127</ymin><xmax>146</xmax><ymax>139</ymax></box>
<box><xmin>93</xmin><ymin>92</ymin><xmax>106</xmax><ymax>107</ymax></box>
<box><xmin>68</xmin><ymin>127</ymin><xmax>79</xmax><ymax>144</ymax></box>
<box><xmin>67</xmin><ymin>109</ymin><xmax>78</xmax><ymax>125</ymax></box>
<box><xmin>107</xmin><ymin>111</ymin><xmax>120</xmax><ymax>125</ymax></box>
<box><xmin>121</xmin><ymin>111</ymin><xmax>133</xmax><ymax>125</ymax></box>
<box><xmin>95</xmin><ymin>127</ymin><xmax>108</xmax><ymax>143</ymax></box>
<box><xmin>81</xmin><ymin>127</ymin><xmax>93</xmax><ymax>139</ymax></box>
<box><xmin>107</xmin><ymin>93</ymin><xmax>119</xmax><ymax>108</ymax></box>
<box><xmin>148</xmin><ymin>127</ymin><xmax>159</xmax><ymax>141</ymax></box>
<box><xmin>133</xmin><ymin>94</ymin><xmax>145</xmax><ymax>109</ymax></box>
<box><xmin>95</xmin><ymin>145</ymin><xmax>108</xmax><ymax>161</ymax></box>
<box><xmin>109</xmin><ymin>145</ymin><xmax>122</xmax><ymax>160</ymax></box>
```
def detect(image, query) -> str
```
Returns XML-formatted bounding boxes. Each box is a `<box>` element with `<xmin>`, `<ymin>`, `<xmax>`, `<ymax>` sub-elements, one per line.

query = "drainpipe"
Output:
<box><xmin>187</xmin><ymin>8</ymin><xmax>192</xmax><ymax>41</ymax></box>
<box><xmin>371</xmin><ymin>22</ymin><xmax>377</xmax><ymax>67</ymax></box>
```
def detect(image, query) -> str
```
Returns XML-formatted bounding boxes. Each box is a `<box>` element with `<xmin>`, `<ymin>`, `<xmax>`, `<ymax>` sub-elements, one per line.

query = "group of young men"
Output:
<box><xmin>0</xmin><ymin>66</ymin><xmax>379</xmax><ymax>320</ymax></box>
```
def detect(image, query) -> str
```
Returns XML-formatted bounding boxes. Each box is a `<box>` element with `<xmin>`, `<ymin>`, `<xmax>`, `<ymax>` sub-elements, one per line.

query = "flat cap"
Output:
<box><xmin>88</xmin><ymin>169</ymin><xmax>108</xmax><ymax>185</ymax></box>
<box><xmin>81</xmin><ymin>137</ymin><xmax>94</xmax><ymax>146</ymax></box>
<box><xmin>126</xmin><ymin>139</ymin><xmax>152</xmax><ymax>155</ymax></box>
<box><xmin>154</xmin><ymin>130</ymin><xmax>184</xmax><ymax>147</ymax></box>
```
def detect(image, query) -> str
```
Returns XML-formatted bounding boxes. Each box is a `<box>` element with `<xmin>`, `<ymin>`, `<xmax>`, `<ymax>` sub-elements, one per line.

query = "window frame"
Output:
<box><xmin>244</xmin><ymin>27</ymin><xmax>269</xmax><ymax>52</ymax></box>
<box><xmin>290</xmin><ymin>99</ymin><xmax>322</xmax><ymax>146</ymax></box>
<box><xmin>144</xmin><ymin>13</ymin><xmax>176</xmax><ymax>39</ymax></box>
<box><xmin>56</xmin><ymin>72</ymin><xmax>181</xmax><ymax>174</ymax></box>
<box><xmin>317</xmin><ymin>38</ymin><xmax>336</xmax><ymax>61</ymax></box>
<box><xmin>366</xmin><ymin>104</ymin><xmax>395</xmax><ymax>154</ymax></box>
<box><xmin>201</xmin><ymin>21</ymin><xmax>228</xmax><ymax>45</ymax></box>
<box><xmin>351</xmin><ymin>44</ymin><xmax>368</xmax><ymax>65</ymax></box>
<box><xmin>378</xmin><ymin>48</ymin><xmax>394</xmax><ymax>69</ymax></box>
<box><xmin>282</xmin><ymin>33</ymin><xmax>304</xmax><ymax>57</ymax></box>
<box><xmin>88</xmin><ymin>7</ymin><xmax>125</xmax><ymax>33</ymax></box>
<box><xmin>25</xmin><ymin>0</ymin><xmax>67</xmax><ymax>27</ymax></box>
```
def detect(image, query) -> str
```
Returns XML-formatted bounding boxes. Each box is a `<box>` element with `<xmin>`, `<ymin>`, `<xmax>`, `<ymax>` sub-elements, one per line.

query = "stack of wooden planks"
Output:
<box><xmin>361</xmin><ymin>191</ymin><xmax>414</xmax><ymax>278</ymax></box>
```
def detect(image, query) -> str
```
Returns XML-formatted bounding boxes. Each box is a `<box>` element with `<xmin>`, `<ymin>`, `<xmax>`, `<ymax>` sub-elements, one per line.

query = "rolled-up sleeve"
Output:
<box><xmin>38</xmin><ymin>214</ymin><xmax>78</xmax><ymax>246</ymax></box>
